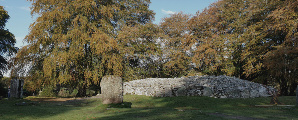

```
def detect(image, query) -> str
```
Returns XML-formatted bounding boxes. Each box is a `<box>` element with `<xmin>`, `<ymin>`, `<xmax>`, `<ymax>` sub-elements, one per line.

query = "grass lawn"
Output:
<box><xmin>0</xmin><ymin>95</ymin><xmax>297</xmax><ymax>120</ymax></box>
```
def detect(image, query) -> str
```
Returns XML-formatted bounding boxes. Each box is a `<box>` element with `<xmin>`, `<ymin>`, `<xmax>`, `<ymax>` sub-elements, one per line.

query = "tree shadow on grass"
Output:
<box><xmin>93</xmin><ymin>96</ymin><xmax>227</xmax><ymax>120</ymax></box>
<box><xmin>0</xmin><ymin>97</ymin><xmax>98</xmax><ymax>120</ymax></box>
<box><xmin>94</xmin><ymin>107</ymin><xmax>218</xmax><ymax>120</ymax></box>
<box><xmin>153</xmin><ymin>96</ymin><xmax>298</xmax><ymax>120</ymax></box>
<box><xmin>94</xmin><ymin>95</ymin><xmax>298</xmax><ymax>120</ymax></box>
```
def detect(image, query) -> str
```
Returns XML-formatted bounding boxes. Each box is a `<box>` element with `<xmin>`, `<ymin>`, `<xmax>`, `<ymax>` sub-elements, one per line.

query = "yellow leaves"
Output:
<box><xmin>43</xmin><ymin>55</ymin><xmax>57</xmax><ymax>78</ymax></box>
<box><xmin>117</xmin><ymin>23</ymin><xmax>165</xmax><ymax>78</ymax></box>
<box><xmin>56</xmin><ymin>51</ymin><xmax>68</xmax><ymax>64</ymax></box>
<box><xmin>118</xmin><ymin>23</ymin><xmax>161</xmax><ymax>55</ymax></box>
<box><xmin>100</xmin><ymin>5</ymin><xmax>116</xmax><ymax>20</ymax></box>
<box><xmin>161</xmin><ymin>12</ymin><xmax>190</xmax><ymax>39</ymax></box>
<box><xmin>84</xmin><ymin>70</ymin><xmax>92</xmax><ymax>80</ymax></box>
<box><xmin>0</xmin><ymin>6</ymin><xmax>10</xmax><ymax>27</ymax></box>
<box><xmin>16</xmin><ymin>0</ymin><xmax>155</xmax><ymax>89</ymax></box>
<box><xmin>91</xmin><ymin>30</ymin><xmax>117</xmax><ymax>55</ymax></box>
<box><xmin>58</xmin><ymin>72</ymin><xmax>72</xmax><ymax>84</ymax></box>
<box><xmin>100</xmin><ymin>53</ymin><xmax>123</xmax><ymax>76</ymax></box>
<box><xmin>109</xmin><ymin>54</ymin><xmax>123</xmax><ymax>76</ymax></box>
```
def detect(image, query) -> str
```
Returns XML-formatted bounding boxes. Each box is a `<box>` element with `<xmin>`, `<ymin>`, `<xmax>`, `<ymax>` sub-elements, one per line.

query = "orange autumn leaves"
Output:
<box><xmin>13</xmin><ymin>0</ymin><xmax>297</xmax><ymax>95</ymax></box>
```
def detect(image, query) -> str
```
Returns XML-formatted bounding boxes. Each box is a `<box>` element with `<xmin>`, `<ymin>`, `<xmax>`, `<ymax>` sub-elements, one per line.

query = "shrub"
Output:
<box><xmin>70</xmin><ymin>89</ymin><xmax>78</xmax><ymax>97</ymax></box>
<box><xmin>0</xmin><ymin>77</ymin><xmax>10</xmax><ymax>97</ymax></box>
<box><xmin>86</xmin><ymin>89</ymin><xmax>95</xmax><ymax>97</ymax></box>
<box><xmin>0</xmin><ymin>82</ymin><xmax>8</xmax><ymax>97</ymax></box>
<box><xmin>39</xmin><ymin>86</ymin><xmax>56</xmax><ymax>97</ymax></box>
<box><xmin>57</xmin><ymin>88</ymin><xmax>78</xmax><ymax>98</ymax></box>
<box><xmin>58</xmin><ymin>88</ymin><xmax>70</xmax><ymax>98</ymax></box>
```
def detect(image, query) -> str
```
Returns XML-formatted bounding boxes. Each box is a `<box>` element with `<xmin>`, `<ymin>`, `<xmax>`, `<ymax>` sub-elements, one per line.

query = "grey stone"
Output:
<box><xmin>194</xmin><ymin>85</ymin><xmax>204</xmax><ymax>90</ymax></box>
<box><xmin>193</xmin><ymin>90</ymin><xmax>202</xmax><ymax>96</ymax></box>
<box><xmin>163</xmin><ymin>87</ymin><xmax>173</xmax><ymax>97</ymax></box>
<box><xmin>250</xmin><ymin>89</ymin><xmax>259</xmax><ymax>98</ymax></box>
<box><xmin>259</xmin><ymin>86</ymin><xmax>270</xmax><ymax>97</ymax></box>
<box><xmin>100</xmin><ymin>75</ymin><xmax>123</xmax><ymax>104</ymax></box>
<box><xmin>202</xmin><ymin>87</ymin><xmax>213</xmax><ymax>97</ymax></box>
<box><xmin>220</xmin><ymin>95</ymin><xmax>227</xmax><ymax>98</ymax></box>
<box><xmin>228</xmin><ymin>89</ymin><xmax>241</xmax><ymax>98</ymax></box>
<box><xmin>176</xmin><ymin>86</ymin><xmax>187</xmax><ymax>96</ymax></box>
<box><xmin>10</xmin><ymin>79</ymin><xmax>24</xmax><ymax>98</ymax></box>
<box><xmin>241</xmin><ymin>89</ymin><xmax>250</xmax><ymax>98</ymax></box>
<box><xmin>145</xmin><ymin>88</ymin><xmax>154</xmax><ymax>96</ymax></box>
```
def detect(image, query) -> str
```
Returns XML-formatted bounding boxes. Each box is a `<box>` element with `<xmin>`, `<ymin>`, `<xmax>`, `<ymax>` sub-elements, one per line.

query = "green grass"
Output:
<box><xmin>0</xmin><ymin>95</ymin><xmax>297</xmax><ymax>120</ymax></box>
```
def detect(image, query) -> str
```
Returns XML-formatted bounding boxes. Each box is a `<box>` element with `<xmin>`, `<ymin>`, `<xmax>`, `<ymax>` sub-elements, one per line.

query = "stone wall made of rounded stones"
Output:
<box><xmin>123</xmin><ymin>75</ymin><xmax>276</xmax><ymax>98</ymax></box>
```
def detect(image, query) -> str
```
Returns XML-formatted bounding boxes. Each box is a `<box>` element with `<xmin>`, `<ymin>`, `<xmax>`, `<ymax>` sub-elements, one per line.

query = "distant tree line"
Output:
<box><xmin>6</xmin><ymin>0</ymin><xmax>297</xmax><ymax>96</ymax></box>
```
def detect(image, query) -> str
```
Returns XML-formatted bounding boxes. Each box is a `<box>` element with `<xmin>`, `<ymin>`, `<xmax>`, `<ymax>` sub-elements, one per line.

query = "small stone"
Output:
<box><xmin>241</xmin><ymin>89</ymin><xmax>250</xmax><ymax>98</ymax></box>
<box><xmin>228</xmin><ymin>89</ymin><xmax>241</xmax><ymax>98</ymax></box>
<box><xmin>250</xmin><ymin>89</ymin><xmax>259</xmax><ymax>98</ymax></box>
<box><xmin>202</xmin><ymin>87</ymin><xmax>213</xmax><ymax>97</ymax></box>
<box><xmin>176</xmin><ymin>86</ymin><xmax>187</xmax><ymax>96</ymax></box>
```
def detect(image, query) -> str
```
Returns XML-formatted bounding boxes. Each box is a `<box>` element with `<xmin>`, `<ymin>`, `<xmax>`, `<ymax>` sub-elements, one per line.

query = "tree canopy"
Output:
<box><xmin>13</xmin><ymin>0</ymin><xmax>298</xmax><ymax>96</ymax></box>
<box><xmin>13</xmin><ymin>0</ymin><xmax>154</xmax><ymax>95</ymax></box>
<box><xmin>188</xmin><ymin>0</ymin><xmax>298</xmax><ymax>95</ymax></box>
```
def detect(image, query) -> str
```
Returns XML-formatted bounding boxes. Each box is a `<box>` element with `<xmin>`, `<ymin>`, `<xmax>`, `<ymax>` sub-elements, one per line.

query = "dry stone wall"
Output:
<box><xmin>124</xmin><ymin>75</ymin><xmax>275</xmax><ymax>98</ymax></box>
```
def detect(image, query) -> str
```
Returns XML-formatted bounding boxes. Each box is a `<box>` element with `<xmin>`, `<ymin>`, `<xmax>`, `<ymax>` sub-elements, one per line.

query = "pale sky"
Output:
<box><xmin>150</xmin><ymin>0</ymin><xmax>217</xmax><ymax>24</ymax></box>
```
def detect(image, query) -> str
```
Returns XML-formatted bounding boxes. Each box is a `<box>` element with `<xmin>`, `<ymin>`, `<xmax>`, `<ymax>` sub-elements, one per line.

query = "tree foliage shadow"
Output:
<box><xmin>94</xmin><ymin>95</ymin><xmax>298</xmax><ymax>120</ymax></box>
<box><xmin>94</xmin><ymin>96</ymin><xmax>226</xmax><ymax>120</ymax></box>
<box><xmin>0</xmin><ymin>97</ymin><xmax>98</xmax><ymax>120</ymax></box>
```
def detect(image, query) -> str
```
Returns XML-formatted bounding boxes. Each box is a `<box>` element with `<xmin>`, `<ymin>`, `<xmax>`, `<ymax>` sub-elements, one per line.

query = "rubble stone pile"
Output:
<box><xmin>123</xmin><ymin>75</ymin><xmax>275</xmax><ymax>98</ymax></box>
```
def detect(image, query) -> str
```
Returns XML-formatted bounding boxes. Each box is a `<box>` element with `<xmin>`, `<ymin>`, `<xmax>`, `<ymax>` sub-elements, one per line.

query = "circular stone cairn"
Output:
<box><xmin>123</xmin><ymin>75</ymin><xmax>276</xmax><ymax>98</ymax></box>
<box><xmin>100</xmin><ymin>75</ymin><xmax>123</xmax><ymax>104</ymax></box>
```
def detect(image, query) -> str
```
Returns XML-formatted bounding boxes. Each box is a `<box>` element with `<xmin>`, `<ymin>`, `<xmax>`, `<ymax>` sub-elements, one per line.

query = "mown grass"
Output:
<box><xmin>0</xmin><ymin>95</ymin><xmax>297</xmax><ymax>120</ymax></box>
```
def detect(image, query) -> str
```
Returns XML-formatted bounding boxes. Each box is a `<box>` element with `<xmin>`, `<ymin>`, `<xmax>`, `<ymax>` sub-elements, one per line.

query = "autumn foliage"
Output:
<box><xmin>11</xmin><ymin>0</ymin><xmax>297</xmax><ymax>96</ymax></box>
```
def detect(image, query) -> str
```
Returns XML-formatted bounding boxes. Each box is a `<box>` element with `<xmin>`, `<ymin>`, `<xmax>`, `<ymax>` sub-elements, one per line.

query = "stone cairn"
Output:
<box><xmin>124</xmin><ymin>75</ymin><xmax>276</xmax><ymax>98</ymax></box>
<box><xmin>10</xmin><ymin>79</ymin><xmax>24</xmax><ymax>98</ymax></box>
<box><xmin>100</xmin><ymin>75</ymin><xmax>123</xmax><ymax>104</ymax></box>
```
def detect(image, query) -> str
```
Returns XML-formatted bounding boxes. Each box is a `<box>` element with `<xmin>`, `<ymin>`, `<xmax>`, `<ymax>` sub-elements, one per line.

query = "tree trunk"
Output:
<box><xmin>279</xmin><ymin>78</ymin><xmax>289</xmax><ymax>96</ymax></box>
<box><xmin>289</xmin><ymin>82</ymin><xmax>297</xmax><ymax>96</ymax></box>
<box><xmin>78</xmin><ymin>85</ymin><xmax>86</xmax><ymax>97</ymax></box>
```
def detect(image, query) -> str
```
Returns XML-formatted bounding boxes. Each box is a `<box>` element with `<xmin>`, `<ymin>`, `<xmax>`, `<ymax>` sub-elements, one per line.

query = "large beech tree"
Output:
<box><xmin>262</xmin><ymin>0</ymin><xmax>298</xmax><ymax>95</ymax></box>
<box><xmin>160</xmin><ymin>12</ymin><xmax>194</xmax><ymax>77</ymax></box>
<box><xmin>189</xmin><ymin>0</ymin><xmax>297</xmax><ymax>95</ymax></box>
<box><xmin>118</xmin><ymin>23</ymin><xmax>164</xmax><ymax>80</ymax></box>
<box><xmin>13</xmin><ymin>0</ymin><xmax>154</xmax><ymax>94</ymax></box>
